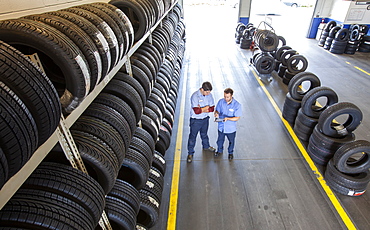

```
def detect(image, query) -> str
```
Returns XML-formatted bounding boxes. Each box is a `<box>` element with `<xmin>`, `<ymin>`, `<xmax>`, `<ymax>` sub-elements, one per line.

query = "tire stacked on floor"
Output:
<box><xmin>274</xmin><ymin>45</ymin><xmax>291</xmax><ymax>76</ymax></box>
<box><xmin>0</xmin><ymin>2</ymin><xmax>134</xmax><ymax>114</ymax></box>
<box><xmin>358</xmin><ymin>35</ymin><xmax>370</xmax><ymax>53</ymax></box>
<box><xmin>240</xmin><ymin>23</ymin><xmax>255</xmax><ymax>49</ymax></box>
<box><xmin>318</xmin><ymin>20</ymin><xmax>336</xmax><ymax>47</ymax></box>
<box><xmin>325</xmin><ymin>140</ymin><xmax>370</xmax><ymax>196</ymax></box>
<box><xmin>282</xmin><ymin>72</ymin><xmax>320</xmax><ymax>126</ymax></box>
<box><xmin>0</xmin><ymin>41</ymin><xmax>61</xmax><ymax>189</ymax></box>
<box><xmin>235</xmin><ymin>22</ymin><xmax>247</xmax><ymax>44</ymax></box>
<box><xmin>307</xmin><ymin>102</ymin><xmax>362</xmax><ymax>166</ymax></box>
<box><xmin>323</xmin><ymin>25</ymin><xmax>341</xmax><ymax>50</ymax></box>
<box><xmin>294</xmin><ymin>86</ymin><xmax>338</xmax><ymax>142</ymax></box>
<box><xmin>345</xmin><ymin>24</ymin><xmax>362</xmax><ymax>54</ymax></box>
<box><xmin>0</xmin><ymin>162</ymin><xmax>106</xmax><ymax>230</ymax></box>
<box><xmin>329</xmin><ymin>28</ymin><xmax>349</xmax><ymax>54</ymax></box>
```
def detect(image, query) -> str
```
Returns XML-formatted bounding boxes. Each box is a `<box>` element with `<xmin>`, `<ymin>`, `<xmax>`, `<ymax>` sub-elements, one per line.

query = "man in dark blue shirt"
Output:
<box><xmin>187</xmin><ymin>81</ymin><xmax>216</xmax><ymax>163</ymax></box>
<box><xmin>214</xmin><ymin>88</ymin><xmax>242</xmax><ymax>160</ymax></box>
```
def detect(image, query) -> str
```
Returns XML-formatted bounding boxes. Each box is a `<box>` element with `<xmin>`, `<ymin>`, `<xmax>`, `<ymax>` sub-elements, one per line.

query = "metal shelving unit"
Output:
<box><xmin>0</xmin><ymin>1</ymin><xmax>179</xmax><ymax>227</ymax></box>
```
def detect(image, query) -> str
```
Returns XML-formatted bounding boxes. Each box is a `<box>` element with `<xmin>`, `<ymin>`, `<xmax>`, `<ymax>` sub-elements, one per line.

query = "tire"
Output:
<box><xmin>0</xmin><ymin>19</ymin><xmax>90</xmax><ymax>113</ymax></box>
<box><xmin>129</xmin><ymin>58</ymin><xmax>154</xmax><ymax>91</ymax></box>
<box><xmin>102</xmin><ymin>196</ymin><xmax>136</xmax><ymax>230</ymax></box>
<box><xmin>335</xmin><ymin>28</ymin><xmax>350</xmax><ymax>41</ymax></box>
<box><xmin>72</xmin><ymin>5</ymin><xmax>125</xmax><ymax>63</ymax></box>
<box><xmin>46</xmin><ymin>10</ymin><xmax>111</xmax><ymax>80</ymax></box>
<box><xmin>94</xmin><ymin>93</ymin><xmax>136</xmax><ymax>137</ymax></box>
<box><xmin>145</xmin><ymin>100</ymin><xmax>164</xmax><ymax>124</ymax></box>
<box><xmin>280</xmin><ymin>49</ymin><xmax>298</xmax><ymax>66</ymax></box>
<box><xmin>307</xmin><ymin>126</ymin><xmax>355</xmax><ymax>166</ymax></box>
<box><xmin>333</xmin><ymin>140</ymin><xmax>370</xmax><ymax>174</ymax></box>
<box><xmin>325</xmin><ymin>159</ymin><xmax>370</xmax><ymax>190</ymax></box>
<box><xmin>288</xmin><ymin>72</ymin><xmax>321</xmax><ymax>100</ymax></box>
<box><xmin>71</xmin><ymin>116</ymin><xmax>126</xmax><ymax>164</ymax></box>
<box><xmin>119</xmin><ymin>147</ymin><xmax>150</xmax><ymax>190</ymax></box>
<box><xmin>152</xmin><ymin>151</ymin><xmax>166</xmax><ymax>175</ymax></box>
<box><xmin>141</xmin><ymin>114</ymin><xmax>159</xmax><ymax>140</ymax></box>
<box><xmin>0</xmin><ymin>148</ymin><xmax>8</xmax><ymax>189</ymax></box>
<box><xmin>301</xmin><ymin>86</ymin><xmax>338</xmax><ymax>118</ymax></box>
<box><xmin>286</xmin><ymin>55</ymin><xmax>308</xmax><ymax>74</ymax></box>
<box><xmin>61</xmin><ymin>7</ymin><xmax>119</xmax><ymax>71</ymax></box>
<box><xmin>324</xmin><ymin>21</ymin><xmax>337</xmax><ymax>32</ymax></box>
<box><xmin>84</xmin><ymin>102</ymin><xmax>131</xmax><ymax>155</ymax></box>
<box><xmin>317</xmin><ymin>102</ymin><xmax>362</xmax><ymax>138</ymax></box>
<box><xmin>114</xmin><ymin>72</ymin><xmax>147</xmax><ymax>105</ymax></box>
<box><xmin>103</xmin><ymin>78</ymin><xmax>144</xmax><ymax>124</ymax></box>
<box><xmin>278</xmin><ymin>65</ymin><xmax>287</xmax><ymax>78</ymax></box>
<box><xmin>108</xmin><ymin>179</ymin><xmax>141</xmax><ymax>215</ymax></box>
<box><xmin>130</xmin><ymin>136</ymin><xmax>154</xmax><ymax>168</ymax></box>
<box><xmin>0</xmin><ymin>41</ymin><xmax>61</xmax><ymax>146</ymax></box>
<box><xmin>254</xmin><ymin>30</ymin><xmax>279</xmax><ymax>52</ymax></box>
<box><xmin>282</xmin><ymin>92</ymin><xmax>301</xmax><ymax>126</ymax></box>
<box><xmin>134</xmin><ymin>127</ymin><xmax>156</xmax><ymax>153</ymax></box>
<box><xmin>328</xmin><ymin>26</ymin><xmax>341</xmax><ymax>38</ymax></box>
<box><xmin>0</xmin><ymin>82</ymin><xmax>37</xmax><ymax>177</ymax></box>
<box><xmin>22</xmin><ymin>162</ymin><xmax>105</xmax><ymax>224</ymax></box>
<box><xmin>137</xmin><ymin>190</ymin><xmax>160</xmax><ymax>228</ymax></box>
<box><xmin>255</xmin><ymin>53</ymin><xmax>275</xmax><ymax>74</ymax></box>
<box><xmin>109</xmin><ymin>0</ymin><xmax>149</xmax><ymax>42</ymax></box>
<box><xmin>24</xmin><ymin>13</ymin><xmax>102</xmax><ymax>92</ymax></box>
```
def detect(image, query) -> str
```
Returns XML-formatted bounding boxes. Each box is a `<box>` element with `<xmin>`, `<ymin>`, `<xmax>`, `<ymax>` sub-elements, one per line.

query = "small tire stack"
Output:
<box><xmin>239</xmin><ymin>23</ymin><xmax>255</xmax><ymax>49</ymax></box>
<box><xmin>282</xmin><ymin>72</ymin><xmax>320</xmax><ymax>127</ymax></box>
<box><xmin>329</xmin><ymin>28</ymin><xmax>349</xmax><ymax>54</ymax></box>
<box><xmin>325</xmin><ymin>140</ymin><xmax>370</xmax><ymax>197</ymax></box>
<box><xmin>358</xmin><ymin>35</ymin><xmax>370</xmax><ymax>53</ymax></box>
<box><xmin>235</xmin><ymin>22</ymin><xmax>247</xmax><ymax>44</ymax></box>
<box><xmin>345</xmin><ymin>24</ymin><xmax>362</xmax><ymax>54</ymax></box>
<box><xmin>323</xmin><ymin>25</ymin><xmax>341</xmax><ymax>50</ymax></box>
<box><xmin>307</xmin><ymin>102</ymin><xmax>362</xmax><ymax>166</ymax></box>
<box><xmin>318</xmin><ymin>20</ymin><xmax>337</xmax><ymax>47</ymax></box>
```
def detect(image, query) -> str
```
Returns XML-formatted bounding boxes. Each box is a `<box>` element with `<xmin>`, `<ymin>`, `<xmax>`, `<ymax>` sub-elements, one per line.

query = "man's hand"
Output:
<box><xmin>201</xmin><ymin>105</ymin><xmax>210</xmax><ymax>113</ymax></box>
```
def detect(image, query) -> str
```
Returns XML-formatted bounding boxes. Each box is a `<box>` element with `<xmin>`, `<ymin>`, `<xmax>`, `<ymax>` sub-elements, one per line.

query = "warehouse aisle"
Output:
<box><xmin>153</xmin><ymin>3</ymin><xmax>370</xmax><ymax>230</ymax></box>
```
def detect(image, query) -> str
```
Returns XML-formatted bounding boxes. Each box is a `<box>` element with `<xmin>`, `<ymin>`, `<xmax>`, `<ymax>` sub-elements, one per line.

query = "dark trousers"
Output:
<box><xmin>216</xmin><ymin>130</ymin><xmax>236</xmax><ymax>155</ymax></box>
<box><xmin>187</xmin><ymin>117</ymin><xmax>210</xmax><ymax>155</ymax></box>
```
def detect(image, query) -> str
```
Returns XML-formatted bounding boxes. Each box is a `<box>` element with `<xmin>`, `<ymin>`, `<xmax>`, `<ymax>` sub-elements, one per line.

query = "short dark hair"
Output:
<box><xmin>202</xmin><ymin>81</ymin><xmax>212</xmax><ymax>91</ymax></box>
<box><xmin>224</xmin><ymin>88</ymin><xmax>233</xmax><ymax>95</ymax></box>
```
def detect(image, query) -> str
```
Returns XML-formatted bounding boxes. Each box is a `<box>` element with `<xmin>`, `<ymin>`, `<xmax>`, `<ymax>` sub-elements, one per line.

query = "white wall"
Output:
<box><xmin>329</xmin><ymin>0</ymin><xmax>351</xmax><ymax>22</ymax></box>
<box><xmin>344</xmin><ymin>1</ymin><xmax>370</xmax><ymax>24</ymax></box>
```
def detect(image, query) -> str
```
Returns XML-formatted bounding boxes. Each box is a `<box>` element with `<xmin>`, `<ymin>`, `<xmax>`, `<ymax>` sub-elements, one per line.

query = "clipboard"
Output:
<box><xmin>214</xmin><ymin>118</ymin><xmax>225</xmax><ymax>122</ymax></box>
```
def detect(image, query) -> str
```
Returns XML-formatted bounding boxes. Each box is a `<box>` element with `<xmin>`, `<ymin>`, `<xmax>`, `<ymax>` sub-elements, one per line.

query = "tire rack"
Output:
<box><xmin>0</xmin><ymin>1</ymin><xmax>179</xmax><ymax>229</ymax></box>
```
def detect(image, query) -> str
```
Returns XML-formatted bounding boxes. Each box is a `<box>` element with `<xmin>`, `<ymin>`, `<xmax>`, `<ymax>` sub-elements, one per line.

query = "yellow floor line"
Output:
<box><xmin>354</xmin><ymin>66</ymin><xmax>370</xmax><ymax>76</ymax></box>
<box><xmin>250</xmin><ymin>68</ymin><xmax>357</xmax><ymax>230</ymax></box>
<box><xmin>166</xmin><ymin>69</ymin><xmax>187</xmax><ymax>230</ymax></box>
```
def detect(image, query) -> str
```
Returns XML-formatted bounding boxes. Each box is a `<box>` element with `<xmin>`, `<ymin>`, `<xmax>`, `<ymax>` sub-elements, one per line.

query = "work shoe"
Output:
<box><xmin>228</xmin><ymin>154</ymin><xmax>234</xmax><ymax>160</ymax></box>
<box><xmin>187</xmin><ymin>154</ymin><xmax>193</xmax><ymax>163</ymax></box>
<box><xmin>214</xmin><ymin>152</ymin><xmax>222</xmax><ymax>157</ymax></box>
<box><xmin>203</xmin><ymin>146</ymin><xmax>216</xmax><ymax>152</ymax></box>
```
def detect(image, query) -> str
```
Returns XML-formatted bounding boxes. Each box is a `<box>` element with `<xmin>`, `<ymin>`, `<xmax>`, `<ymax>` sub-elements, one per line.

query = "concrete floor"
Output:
<box><xmin>152</xmin><ymin>3</ymin><xmax>370</xmax><ymax>230</ymax></box>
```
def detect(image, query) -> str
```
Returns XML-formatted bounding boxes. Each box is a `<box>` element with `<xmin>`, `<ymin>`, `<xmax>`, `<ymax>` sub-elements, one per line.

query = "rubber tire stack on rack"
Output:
<box><xmin>0</xmin><ymin>0</ymin><xmax>185</xmax><ymax>229</ymax></box>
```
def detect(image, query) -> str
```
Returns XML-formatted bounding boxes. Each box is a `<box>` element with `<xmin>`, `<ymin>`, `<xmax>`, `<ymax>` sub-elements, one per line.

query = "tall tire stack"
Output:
<box><xmin>283</xmin><ymin>53</ymin><xmax>308</xmax><ymax>85</ymax></box>
<box><xmin>282</xmin><ymin>72</ymin><xmax>320</xmax><ymax>127</ymax></box>
<box><xmin>325</xmin><ymin>140</ymin><xmax>370</xmax><ymax>197</ymax></box>
<box><xmin>294</xmin><ymin>86</ymin><xmax>338</xmax><ymax>142</ymax></box>
<box><xmin>318</xmin><ymin>20</ymin><xmax>336</xmax><ymax>47</ymax></box>
<box><xmin>280</xmin><ymin>49</ymin><xmax>299</xmax><ymax>84</ymax></box>
<box><xmin>323</xmin><ymin>25</ymin><xmax>341</xmax><ymax>50</ymax></box>
<box><xmin>307</xmin><ymin>102</ymin><xmax>362</xmax><ymax>166</ymax></box>
<box><xmin>0</xmin><ymin>41</ymin><xmax>61</xmax><ymax>189</ymax></box>
<box><xmin>330</xmin><ymin>28</ymin><xmax>349</xmax><ymax>54</ymax></box>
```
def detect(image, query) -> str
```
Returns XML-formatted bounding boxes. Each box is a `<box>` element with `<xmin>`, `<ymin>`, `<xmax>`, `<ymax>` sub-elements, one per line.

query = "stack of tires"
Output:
<box><xmin>282</xmin><ymin>72</ymin><xmax>320</xmax><ymax>126</ymax></box>
<box><xmin>274</xmin><ymin>45</ymin><xmax>291</xmax><ymax>77</ymax></box>
<box><xmin>345</xmin><ymin>24</ymin><xmax>362</xmax><ymax>54</ymax></box>
<box><xmin>329</xmin><ymin>28</ymin><xmax>349</xmax><ymax>54</ymax></box>
<box><xmin>358</xmin><ymin>35</ymin><xmax>370</xmax><ymax>53</ymax></box>
<box><xmin>325</xmin><ymin>140</ymin><xmax>370</xmax><ymax>197</ymax></box>
<box><xmin>318</xmin><ymin>21</ymin><xmax>336</xmax><ymax>47</ymax></box>
<box><xmin>235</xmin><ymin>23</ymin><xmax>247</xmax><ymax>44</ymax></box>
<box><xmin>323</xmin><ymin>25</ymin><xmax>341</xmax><ymax>50</ymax></box>
<box><xmin>307</xmin><ymin>102</ymin><xmax>362</xmax><ymax>166</ymax></box>
<box><xmin>0</xmin><ymin>1</ymin><xmax>185</xmax><ymax>229</ymax></box>
<box><xmin>294</xmin><ymin>86</ymin><xmax>338</xmax><ymax>142</ymax></box>
<box><xmin>276</xmin><ymin>46</ymin><xmax>308</xmax><ymax>85</ymax></box>
<box><xmin>240</xmin><ymin>23</ymin><xmax>256</xmax><ymax>49</ymax></box>
<box><xmin>0</xmin><ymin>41</ymin><xmax>61</xmax><ymax>190</ymax></box>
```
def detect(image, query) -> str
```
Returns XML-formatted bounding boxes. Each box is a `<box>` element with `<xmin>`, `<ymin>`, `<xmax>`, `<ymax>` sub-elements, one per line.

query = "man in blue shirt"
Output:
<box><xmin>214</xmin><ymin>88</ymin><xmax>242</xmax><ymax>160</ymax></box>
<box><xmin>187</xmin><ymin>81</ymin><xmax>216</xmax><ymax>163</ymax></box>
